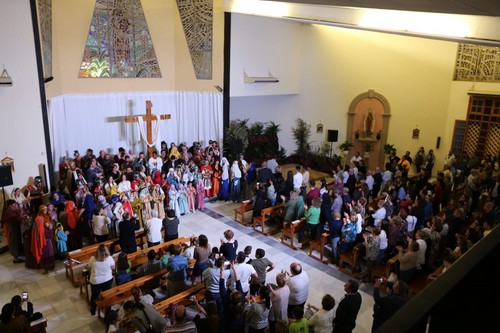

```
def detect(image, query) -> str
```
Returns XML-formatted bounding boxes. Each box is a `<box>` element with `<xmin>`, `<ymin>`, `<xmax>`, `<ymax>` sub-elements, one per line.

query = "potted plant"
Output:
<box><xmin>363</xmin><ymin>142</ymin><xmax>374</xmax><ymax>157</ymax></box>
<box><xmin>291</xmin><ymin>118</ymin><xmax>312</xmax><ymax>155</ymax></box>
<box><xmin>225</xmin><ymin>119</ymin><xmax>249</xmax><ymax>159</ymax></box>
<box><xmin>383</xmin><ymin>143</ymin><xmax>396</xmax><ymax>156</ymax></box>
<box><xmin>338</xmin><ymin>141</ymin><xmax>354</xmax><ymax>153</ymax></box>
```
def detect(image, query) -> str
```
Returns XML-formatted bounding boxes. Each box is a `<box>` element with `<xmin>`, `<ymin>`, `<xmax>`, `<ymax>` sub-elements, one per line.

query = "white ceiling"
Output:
<box><xmin>264</xmin><ymin>0</ymin><xmax>500</xmax><ymax>16</ymax></box>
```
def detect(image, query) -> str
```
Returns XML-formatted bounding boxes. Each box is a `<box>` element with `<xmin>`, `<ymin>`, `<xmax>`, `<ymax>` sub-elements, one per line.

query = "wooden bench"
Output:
<box><xmin>94</xmin><ymin>269</ymin><xmax>167</xmax><ymax>319</ymax></box>
<box><xmin>154</xmin><ymin>283</ymin><xmax>205</xmax><ymax>317</ymax></box>
<box><xmin>309</xmin><ymin>232</ymin><xmax>330</xmax><ymax>263</ymax></box>
<box><xmin>65</xmin><ymin>229</ymin><xmax>146</xmax><ymax>287</ymax></box>
<box><xmin>27</xmin><ymin>317</ymin><xmax>47</xmax><ymax>333</ymax></box>
<box><xmin>371</xmin><ymin>254</ymin><xmax>400</xmax><ymax>281</ymax></box>
<box><xmin>252</xmin><ymin>203</ymin><xmax>285</xmax><ymax>235</ymax></box>
<box><xmin>407</xmin><ymin>265</ymin><xmax>443</xmax><ymax>298</ymax></box>
<box><xmin>234</xmin><ymin>200</ymin><xmax>254</xmax><ymax>225</ymax></box>
<box><xmin>338</xmin><ymin>246</ymin><xmax>360</xmax><ymax>276</ymax></box>
<box><xmin>280</xmin><ymin>218</ymin><xmax>306</xmax><ymax>250</ymax></box>
<box><xmin>123</xmin><ymin>237</ymin><xmax>191</xmax><ymax>270</ymax></box>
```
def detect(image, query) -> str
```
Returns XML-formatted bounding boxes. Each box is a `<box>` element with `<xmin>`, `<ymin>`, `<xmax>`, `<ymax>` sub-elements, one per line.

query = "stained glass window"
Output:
<box><xmin>176</xmin><ymin>0</ymin><xmax>213</xmax><ymax>80</ymax></box>
<box><xmin>79</xmin><ymin>0</ymin><xmax>161</xmax><ymax>78</ymax></box>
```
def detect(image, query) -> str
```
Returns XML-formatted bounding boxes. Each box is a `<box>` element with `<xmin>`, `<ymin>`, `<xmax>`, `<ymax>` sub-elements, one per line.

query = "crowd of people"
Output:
<box><xmin>96</xmin><ymin>227</ymin><xmax>355</xmax><ymax>333</ymax></box>
<box><xmin>1</xmin><ymin>138</ymin><xmax>499</xmax><ymax>332</ymax></box>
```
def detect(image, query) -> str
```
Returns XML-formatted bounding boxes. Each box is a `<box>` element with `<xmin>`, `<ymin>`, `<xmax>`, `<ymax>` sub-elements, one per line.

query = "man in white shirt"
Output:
<box><xmin>266</xmin><ymin>155</ymin><xmax>279</xmax><ymax>175</ymax></box>
<box><xmin>285</xmin><ymin>262</ymin><xmax>309</xmax><ymax>317</ymax></box>
<box><xmin>148</xmin><ymin>151</ymin><xmax>163</xmax><ymax>173</ymax></box>
<box><xmin>381</xmin><ymin>163</ymin><xmax>392</xmax><ymax>190</ymax></box>
<box><xmin>293</xmin><ymin>165</ymin><xmax>303</xmax><ymax>192</ymax></box>
<box><xmin>229</xmin><ymin>251</ymin><xmax>257</xmax><ymax>295</ymax></box>
<box><xmin>144</xmin><ymin>210</ymin><xmax>163</xmax><ymax>247</ymax></box>
<box><xmin>350</xmin><ymin>151</ymin><xmax>362</xmax><ymax>166</ymax></box>
<box><xmin>366</xmin><ymin>170</ymin><xmax>374</xmax><ymax>195</ymax></box>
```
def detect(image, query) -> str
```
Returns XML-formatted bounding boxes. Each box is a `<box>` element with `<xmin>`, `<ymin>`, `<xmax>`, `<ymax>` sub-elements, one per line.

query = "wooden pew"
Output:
<box><xmin>90</xmin><ymin>237</ymin><xmax>192</xmax><ymax>318</ymax></box>
<box><xmin>280</xmin><ymin>218</ymin><xmax>306</xmax><ymax>250</ymax></box>
<box><xmin>27</xmin><ymin>317</ymin><xmax>47</xmax><ymax>333</ymax></box>
<box><xmin>309</xmin><ymin>232</ymin><xmax>330</xmax><ymax>263</ymax></box>
<box><xmin>123</xmin><ymin>237</ymin><xmax>191</xmax><ymax>270</ymax></box>
<box><xmin>407</xmin><ymin>265</ymin><xmax>443</xmax><ymax>298</ymax></box>
<box><xmin>371</xmin><ymin>253</ymin><xmax>400</xmax><ymax>281</ymax></box>
<box><xmin>154</xmin><ymin>283</ymin><xmax>205</xmax><ymax>317</ymax></box>
<box><xmin>252</xmin><ymin>203</ymin><xmax>285</xmax><ymax>235</ymax></box>
<box><xmin>234</xmin><ymin>200</ymin><xmax>254</xmax><ymax>225</ymax></box>
<box><xmin>94</xmin><ymin>269</ymin><xmax>167</xmax><ymax>319</ymax></box>
<box><xmin>338</xmin><ymin>246</ymin><xmax>360</xmax><ymax>276</ymax></box>
<box><xmin>65</xmin><ymin>229</ymin><xmax>146</xmax><ymax>287</ymax></box>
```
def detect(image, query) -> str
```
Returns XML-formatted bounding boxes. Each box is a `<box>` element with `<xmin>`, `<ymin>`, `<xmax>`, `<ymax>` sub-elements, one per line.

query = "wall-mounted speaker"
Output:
<box><xmin>436</xmin><ymin>136</ymin><xmax>441</xmax><ymax>149</ymax></box>
<box><xmin>0</xmin><ymin>165</ymin><xmax>13</xmax><ymax>187</ymax></box>
<box><xmin>327</xmin><ymin>130</ymin><xmax>339</xmax><ymax>143</ymax></box>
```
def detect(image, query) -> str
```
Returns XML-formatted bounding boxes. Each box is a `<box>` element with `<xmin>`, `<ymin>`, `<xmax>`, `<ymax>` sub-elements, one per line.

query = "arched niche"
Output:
<box><xmin>346</xmin><ymin>89</ymin><xmax>391</xmax><ymax>170</ymax></box>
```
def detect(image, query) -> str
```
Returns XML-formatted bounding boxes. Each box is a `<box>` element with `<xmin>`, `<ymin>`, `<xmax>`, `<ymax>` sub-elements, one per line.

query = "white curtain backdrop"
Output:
<box><xmin>48</xmin><ymin>91</ymin><xmax>223</xmax><ymax>171</ymax></box>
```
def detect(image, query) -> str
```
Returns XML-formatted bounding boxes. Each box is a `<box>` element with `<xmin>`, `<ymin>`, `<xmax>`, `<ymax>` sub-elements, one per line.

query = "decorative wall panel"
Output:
<box><xmin>79</xmin><ymin>0</ymin><xmax>161</xmax><ymax>78</ymax></box>
<box><xmin>176</xmin><ymin>0</ymin><xmax>213</xmax><ymax>80</ymax></box>
<box><xmin>37</xmin><ymin>0</ymin><xmax>52</xmax><ymax>80</ymax></box>
<box><xmin>454</xmin><ymin>43</ymin><xmax>500</xmax><ymax>82</ymax></box>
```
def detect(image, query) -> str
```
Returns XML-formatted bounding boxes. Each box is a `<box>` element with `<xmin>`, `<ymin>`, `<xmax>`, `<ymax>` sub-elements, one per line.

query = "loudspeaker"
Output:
<box><xmin>0</xmin><ymin>165</ymin><xmax>13</xmax><ymax>187</ymax></box>
<box><xmin>327</xmin><ymin>130</ymin><xmax>339</xmax><ymax>143</ymax></box>
<box><xmin>436</xmin><ymin>136</ymin><xmax>441</xmax><ymax>149</ymax></box>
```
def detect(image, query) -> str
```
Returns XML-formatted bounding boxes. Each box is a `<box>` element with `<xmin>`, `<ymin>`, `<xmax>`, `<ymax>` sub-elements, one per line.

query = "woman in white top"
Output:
<box><xmin>117</xmin><ymin>174</ymin><xmax>132</xmax><ymax>199</ymax></box>
<box><xmin>89</xmin><ymin>244</ymin><xmax>115</xmax><ymax>316</ymax></box>
<box><xmin>307</xmin><ymin>294</ymin><xmax>335</xmax><ymax>333</ymax></box>
<box><xmin>93</xmin><ymin>207</ymin><xmax>111</xmax><ymax>243</ymax></box>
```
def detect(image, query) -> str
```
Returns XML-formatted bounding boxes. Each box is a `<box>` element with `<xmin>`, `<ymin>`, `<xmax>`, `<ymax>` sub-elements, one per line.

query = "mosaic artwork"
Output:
<box><xmin>454</xmin><ymin>43</ymin><xmax>500</xmax><ymax>82</ymax></box>
<box><xmin>79</xmin><ymin>0</ymin><xmax>161</xmax><ymax>78</ymax></box>
<box><xmin>176</xmin><ymin>0</ymin><xmax>213</xmax><ymax>80</ymax></box>
<box><xmin>37</xmin><ymin>0</ymin><xmax>52</xmax><ymax>80</ymax></box>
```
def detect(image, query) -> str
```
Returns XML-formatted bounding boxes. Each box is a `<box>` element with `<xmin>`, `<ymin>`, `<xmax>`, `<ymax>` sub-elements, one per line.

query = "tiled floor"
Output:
<box><xmin>0</xmin><ymin>200</ymin><xmax>376</xmax><ymax>332</ymax></box>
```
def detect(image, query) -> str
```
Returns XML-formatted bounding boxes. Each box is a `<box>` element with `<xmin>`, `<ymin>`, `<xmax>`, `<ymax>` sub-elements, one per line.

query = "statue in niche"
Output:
<box><xmin>364</xmin><ymin>110</ymin><xmax>375</xmax><ymax>137</ymax></box>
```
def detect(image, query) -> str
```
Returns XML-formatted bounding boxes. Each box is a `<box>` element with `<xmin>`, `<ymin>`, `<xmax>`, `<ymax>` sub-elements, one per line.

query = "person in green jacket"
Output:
<box><xmin>297</xmin><ymin>197</ymin><xmax>321</xmax><ymax>248</ymax></box>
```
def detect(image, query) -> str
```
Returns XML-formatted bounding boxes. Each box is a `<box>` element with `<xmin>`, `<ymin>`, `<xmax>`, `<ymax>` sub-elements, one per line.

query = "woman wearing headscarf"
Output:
<box><xmin>31</xmin><ymin>216</ymin><xmax>54</xmax><ymax>274</ymax></box>
<box><xmin>65</xmin><ymin>200</ymin><xmax>83</xmax><ymax>251</ymax></box>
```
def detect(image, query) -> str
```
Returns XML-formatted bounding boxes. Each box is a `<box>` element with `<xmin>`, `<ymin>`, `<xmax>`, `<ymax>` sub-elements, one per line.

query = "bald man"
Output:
<box><xmin>284</xmin><ymin>262</ymin><xmax>310</xmax><ymax>317</ymax></box>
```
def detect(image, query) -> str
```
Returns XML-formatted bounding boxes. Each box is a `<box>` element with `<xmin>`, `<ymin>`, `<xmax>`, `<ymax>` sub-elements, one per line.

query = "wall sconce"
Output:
<box><xmin>0</xmin><ymin>67</ymin><xmax>13</xmax><ymax>86</ymax></box>
<box><xmin>376</xmin><ymin>130</ymin><xmax>382</xmax><ymax>140</ymax></box>
<box><xmin>243</xmin><ymin>71</ymin><xmax>279</xmax><ymax>83</ymax></box>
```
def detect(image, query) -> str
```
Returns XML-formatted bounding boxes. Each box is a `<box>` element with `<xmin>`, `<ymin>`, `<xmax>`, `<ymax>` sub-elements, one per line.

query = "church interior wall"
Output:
<box><xmin>46</xmin><ymin>0</ymin><xmax>224</xmax><ymax>98</ymax></box>
<box><xmin>229</xmin><ymin>13</ymin><xmax>500</xmax><ymax>173</ymax></box>
<box><xmin>0</xmin><ymin>0</ymin><xmax>49</xmax><ymax>194</ymax></box>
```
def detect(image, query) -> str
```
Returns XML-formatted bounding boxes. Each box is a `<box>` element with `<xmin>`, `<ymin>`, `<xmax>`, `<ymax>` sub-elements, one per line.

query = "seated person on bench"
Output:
<box><xmin>297</xmin><ymin>198</ymin><xmax>321</xmax><ymax>249</ymax></box>
<box><xmin>135</xmin><ymin>249</ymin><xmax>162</xmax><ymax>278</ymax></box>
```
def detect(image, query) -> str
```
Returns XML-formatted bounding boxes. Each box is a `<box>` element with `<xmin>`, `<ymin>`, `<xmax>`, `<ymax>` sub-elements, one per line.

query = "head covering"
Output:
<box><xmin>110</xmin><ymin>194</ymin><xmax>120</xmax><ymax>205</ymax></box>
<box><xmin>65</xmin><ymin>201</ymin><xmax>78</xmax><ymax>229</ymax></box>
<box><xmin>31</xmin><ymin>216</ymin><xmax>46</xmax><ymax>264</ymax></box>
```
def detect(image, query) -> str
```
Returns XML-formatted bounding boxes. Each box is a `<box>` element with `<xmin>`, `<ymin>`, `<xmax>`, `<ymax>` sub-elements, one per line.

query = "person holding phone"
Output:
<box><xmin>11</xmin><ymin>293</ymin><xmax>43</xmax><ymax>322</ymax></box>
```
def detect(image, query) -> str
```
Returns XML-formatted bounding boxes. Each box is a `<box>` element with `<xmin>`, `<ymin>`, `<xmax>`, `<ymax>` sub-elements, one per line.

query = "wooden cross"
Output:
<box><xmin>125</xmin><ymin>100</ymin><xmax>171</xmax><ymax>157</ymax></box>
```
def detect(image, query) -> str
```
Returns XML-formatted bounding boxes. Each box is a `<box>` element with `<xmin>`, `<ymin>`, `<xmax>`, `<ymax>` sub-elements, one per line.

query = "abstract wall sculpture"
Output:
<box><xmin>176</xmin><ymin>0</ymin><xmax>213</xmax><ymax>80</ymax></box>
<box><xmin>454</xmin><ymin>43</ymin><xmax>500</xmax><ymax>82</ymax></box>
<box><xmin>79</xmin><ymin>0</ymin><xmax>161</xmax><ymax>78</ymax></box>
<box><xmin>37</xmin><ymin>0</ymin><xmax>52</xmax><ymax>80</ymax></box>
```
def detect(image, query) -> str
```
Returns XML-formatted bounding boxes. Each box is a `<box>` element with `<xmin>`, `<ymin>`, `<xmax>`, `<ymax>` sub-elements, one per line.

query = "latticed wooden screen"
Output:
<box><xmin>459</xmin><ymin>95</ymin><xmax>500</xmax><ymax>159</ymax></box>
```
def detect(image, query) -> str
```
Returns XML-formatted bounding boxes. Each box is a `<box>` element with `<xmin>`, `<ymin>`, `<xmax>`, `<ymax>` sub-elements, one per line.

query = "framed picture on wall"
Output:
<box><xmin>413</xmin><ymin>128</ymin><xmax>420</xmax><ymax>139</ymax></box>
<box><xmin>1</xmin><ymin>156</ymin><xmax>15</xmax><ymax>172</ymax></box>
<box><xmin>317</xmin><ymin>123</ymin><xmax>323</xmax><ymax>133</ymax></box>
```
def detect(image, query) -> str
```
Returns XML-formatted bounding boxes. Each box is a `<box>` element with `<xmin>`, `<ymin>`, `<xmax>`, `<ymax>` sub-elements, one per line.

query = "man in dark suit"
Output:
<box><xmin>118</xmin><ymin>212</ymin><xmax>140</xmax><ymax>254</ymax></box>
<box><xmin>257</xmin><ymin>161</ymin><xmax>273</xmax><ymax>186</ymax></box>
<box><xmin>332</xmin><ymin>279</ymin><xmax>362</xmax><ymax>333</ymax></box>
